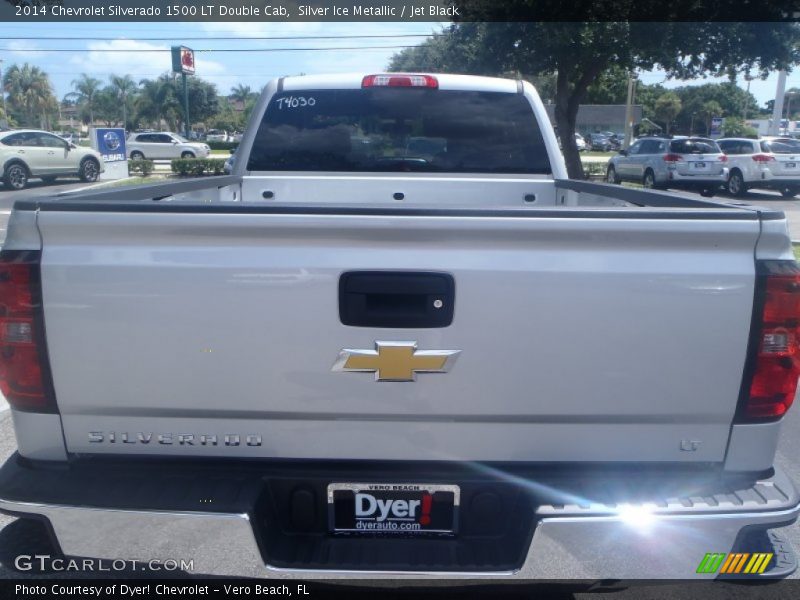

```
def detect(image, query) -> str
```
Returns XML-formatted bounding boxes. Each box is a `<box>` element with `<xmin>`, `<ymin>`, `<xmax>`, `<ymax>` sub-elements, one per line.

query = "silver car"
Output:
<box><xmin>127</xmin><ymin>132</ymin><xmax>210</xmax><ymax>160</ymax></box>
<box><xmin>0</xmin><ymin>129</ymin><xmax>104</xmax><ymax>190</ymax></box>
<box><xmin>718</xmin><ymin>137</ymin><xmax>800</xmax><ymax>197</ymax></box>
<box><xmin>606</xmin><ymin>137</ymin><xmax>728</xmax><ymax>197</ymax></box>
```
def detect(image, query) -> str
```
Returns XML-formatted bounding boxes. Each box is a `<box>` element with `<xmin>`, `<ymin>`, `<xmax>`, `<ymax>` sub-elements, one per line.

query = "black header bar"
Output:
<box><xmin>2</xmin><ymin>0</ymin><xmax>799</xmax><ymax>22</ymax></box>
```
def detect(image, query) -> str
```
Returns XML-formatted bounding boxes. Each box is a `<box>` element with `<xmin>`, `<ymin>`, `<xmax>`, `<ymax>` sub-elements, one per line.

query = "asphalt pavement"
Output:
<box><xmin>0</xmin><ymin>178</ymin><xmax>799</xmax><ymax>588</ymax></box>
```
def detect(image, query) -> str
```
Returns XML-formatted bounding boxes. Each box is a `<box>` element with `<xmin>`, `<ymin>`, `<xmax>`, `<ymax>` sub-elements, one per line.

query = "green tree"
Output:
<box><xmin>390</xmin><ymin>12</ymin><xmax>799</xmax><ymax>178</ymax></box>
<box><xmin>722</xmin><ymin>116</ymin><xmax>758</xmax><ymax>138</ymax></box>
<box><xmin>69</xmin><ymin>74</ymin><xmax>103</xmax><ymax>125</ymax></box>
<box><xmin>2</xmin><ymin>63</ymin><xmax>58</xmax><ymax>128</ymax></box>
<box><xmin>634</xmin><ymin>82</ymin><xmax>668</xmax><ymax>123</ymax></box>
<box><xmin>229</xmin><ymin>84</ymin><xmax>253</xmax><ymax>105</ymax></box>
<box><xmin>136</xmin><ymin>76</ymin><xmax>180</xmax><ymax>130</ymax></box>
<box><xmin>669</xmin><ymin>82</ymin><xmax>759</xmax><ymax>133</ymax></box>
<box><xmin>699</xmin><ymin>100</ymin><xmax>723</xmax><ymax>135</ymax></box>
<box><xmin>207</xmin><ymin>101</ymin><xmax>242</xmax><ymax>132</ymax></box>
<box><xmin>109</xmin><ymin>74</ymin><xmax>137</xmax><ymax>130</ymax></box>
<box><xmin>654</xmin><ymin>92</ymin><xmax>682</xmax><ymax>135</ymax></box>
<box><xmin>585</xmin><ymin>65</ymin><xmax>633</xmax><ymax>105</ymax></box>
<box><xmin>135</xmin><ymin>74</ymin><xmax>219</xmax><ymax>132</ymax></box>
<box><xmin>185</xmin><ymin>76</ymin><xmax>220</xmax><ymax>128</ymax></box>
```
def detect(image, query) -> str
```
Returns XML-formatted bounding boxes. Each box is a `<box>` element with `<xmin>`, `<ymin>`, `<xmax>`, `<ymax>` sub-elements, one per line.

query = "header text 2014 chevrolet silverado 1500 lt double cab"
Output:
<box><xmin>0</xmin><ymin>73</ymin><xmax>799</xmax><ymax>579</ymax></box>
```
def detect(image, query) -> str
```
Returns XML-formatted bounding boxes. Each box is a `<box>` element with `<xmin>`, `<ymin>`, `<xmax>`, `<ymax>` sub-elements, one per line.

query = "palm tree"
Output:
<box><xmin>70</xmin><ymin>74</ymin><xmax>102</xmax><ymax>125</ymax></box>
<box><xmin>136</xmin><ymin>76</ymin><xmax>179</xmax><ymax>129</ymax></box>
<box><xmin>3</xmin><ymin>63</ymin><xmax>57</xmax><ymax>128</ymax></box>
<box><xmin>109</xmin><ymin>74</ymin><xmax>137</xmax><ymax>130</ymax></box>
<box><xmin>229</xmin><ymin>84</ymin><xmax>252</xmax><ymax>107</ymax></box>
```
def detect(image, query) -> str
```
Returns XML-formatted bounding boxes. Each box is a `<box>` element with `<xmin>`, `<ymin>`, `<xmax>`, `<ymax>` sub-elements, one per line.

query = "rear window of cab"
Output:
<box><xmin>247</xmin><ymin>88</ymin><xmax>551</xmax><ymax>174</ymax></box>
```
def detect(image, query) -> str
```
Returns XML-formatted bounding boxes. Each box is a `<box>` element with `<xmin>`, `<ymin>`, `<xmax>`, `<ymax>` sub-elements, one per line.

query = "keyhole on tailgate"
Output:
<box><xmin>262</xmin><ymin>190</ymin><xmax>274</xmax><ymax>199</ymax></box>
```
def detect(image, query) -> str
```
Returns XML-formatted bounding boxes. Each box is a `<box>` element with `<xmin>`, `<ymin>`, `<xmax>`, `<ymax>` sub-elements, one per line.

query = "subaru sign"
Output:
<box><xmin>710</xmin><ymin>117</ymin><xmax>724</xmax><ymax>139</ymax></box>
<box><xmin>94</xmin><ymin>128</ymin><xmax>126</xmax><ymax>162</ymax></box>
<box><xmin>90</xmin><ymin>127</ymin><xmax>128</xmax><ymax>180</ymax></box>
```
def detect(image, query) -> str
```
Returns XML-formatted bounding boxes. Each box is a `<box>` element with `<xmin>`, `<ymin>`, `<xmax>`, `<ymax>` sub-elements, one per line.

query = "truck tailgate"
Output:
<box><xmin>37</xmin><ymin>208</ymin><xmax>760</xmax><ymax>462</ymax></box>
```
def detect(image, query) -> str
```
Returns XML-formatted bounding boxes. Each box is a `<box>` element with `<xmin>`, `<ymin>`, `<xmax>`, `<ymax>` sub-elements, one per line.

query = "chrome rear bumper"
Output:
<box><xmin>1</xmin><ymin>466</ymin><xmax>798</xmax><ymax>579</ymax></box>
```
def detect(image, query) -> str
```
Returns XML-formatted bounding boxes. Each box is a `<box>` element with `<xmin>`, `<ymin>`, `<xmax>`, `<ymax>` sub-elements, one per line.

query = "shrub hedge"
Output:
<box><xmin>170</xmin><ymin>158</ymin><xmax>227</xmax><ymax>176</ymax></box>
<box><xmin>128</xmin><ymin>159</ymin><xmax>154</xmax><ymax>176</ymax></box>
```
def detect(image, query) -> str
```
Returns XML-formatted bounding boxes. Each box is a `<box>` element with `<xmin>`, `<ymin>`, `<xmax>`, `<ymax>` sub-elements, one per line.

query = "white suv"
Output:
<box><xmin>0</xmin><ymin>129</ymin><xmax>104</xmax><ymax>190</ymax></box>
<box><xmin>206</xmin><ymin>129</ymin><xmax>229</xmax><ymax>143</ymax></box>
<box><xmin>718</xmin><ymin>137</ymin><xmax>800</xmax><ymax>197</ymax></box>
<box><xmin>126</xmin><ymin>132</ymin><xmax>210</xmax><ymax>160</ymax></box>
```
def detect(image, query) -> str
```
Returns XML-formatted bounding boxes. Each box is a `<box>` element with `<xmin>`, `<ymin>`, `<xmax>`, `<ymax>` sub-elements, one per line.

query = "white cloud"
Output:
<box><xmin>194</xmin><ymin>21</ymin><xmax>444</xmax><ymax>86</ymax></box>
<box><xmin>65</xmin><ymin>38</ymin><xmax>226</xmax><ymax>88</ymax></box>
<box><xmin>6</xmin><ymin>40</ymin><xmax>48</xmax><ymax>59</ymax></box>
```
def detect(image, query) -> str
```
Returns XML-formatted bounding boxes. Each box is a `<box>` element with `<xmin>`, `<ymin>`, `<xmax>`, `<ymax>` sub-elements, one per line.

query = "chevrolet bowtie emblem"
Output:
<box><xmin>332</xmin><ymin>341</ymin><xmax>461</xmax><ymax>382</ymax></box>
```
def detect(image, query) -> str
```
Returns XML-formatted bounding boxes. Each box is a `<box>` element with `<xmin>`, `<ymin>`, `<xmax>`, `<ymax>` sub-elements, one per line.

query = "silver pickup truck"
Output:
<box><xmin>0</xmin><ymin>73</ymin><xmax>799</xmax><ymax>580</ymax></box>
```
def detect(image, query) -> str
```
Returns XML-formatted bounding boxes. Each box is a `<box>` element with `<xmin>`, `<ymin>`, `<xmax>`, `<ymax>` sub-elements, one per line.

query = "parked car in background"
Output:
<box><xmin>126</xmin><ymin>132</ymin><xmax>210</xmax><ymax>160</ymax></box>
<box><xmin>601</xmin><ymin>132</ymin><xmax>623</xmax><ymax>151</ymax></box>
<box><xmin>587</xmin><ymin>133</ymin><xmax>613</xmax><ymax>151</ymax></box>
<box><xmin>0</xmin><ymin>129</ymin><xmax>104</xmax><ymax>190</ymax></box>
<box><xmin>232</xmin><ymin>132</ymin><xmax>244</xmax><ymax>143</ymax></box>
<box><xmin>574</xmin><ymin>133</ymin><xmax>587</xmax><ymax>152</ymax></box>
<box><xmin>206</xmin><ymin>129</ymin><xmax>229</xmax><ymax>143</ymax></box>
<box><xmin>718</xmin><ymin>137</ymin><xmax>800</xmax><ymax>197</ymax></box>
<box><xmin>606</xmin><ymin>136</ymin><xmax>728</xmax><ymax>197</ymax></box>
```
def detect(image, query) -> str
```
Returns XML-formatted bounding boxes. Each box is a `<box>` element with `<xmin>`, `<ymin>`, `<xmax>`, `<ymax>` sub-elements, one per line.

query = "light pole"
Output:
<box><xmin>769</xmin><ymin>70</ymin><xmax>787</xmax><ymax>136</ymax></box>
<box><xmin>742</xmin><ymin>73</ymin><xmax>752</xmax><ymax>122</ymax></box>
<box><xmin>623</xmin><ymin>72</ymin><xmax>636</xmax><ymax>150</ymax></box>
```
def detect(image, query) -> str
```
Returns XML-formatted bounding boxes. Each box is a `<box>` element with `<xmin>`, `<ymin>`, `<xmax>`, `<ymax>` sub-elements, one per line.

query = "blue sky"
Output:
<box><xmin>0</xmin><ymin>21</ymin><xmax>794</xmax><ymax>110</ymax></box>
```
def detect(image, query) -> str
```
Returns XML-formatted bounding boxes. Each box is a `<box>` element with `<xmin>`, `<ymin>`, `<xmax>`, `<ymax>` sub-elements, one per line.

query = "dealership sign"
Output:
<box><xmin>710</xmin><ymin>117</ymin><xmax>724</xmax><ymax>139</ymax></box>
<box><xmin>93</xmin><ymin>128</ymin><xmax>127</xmax><ymax>163</ymax></box>
<box><xmin>172</xmin><ymin>46</ymin><xmax>195</xmax><ymax>75</ymax></box>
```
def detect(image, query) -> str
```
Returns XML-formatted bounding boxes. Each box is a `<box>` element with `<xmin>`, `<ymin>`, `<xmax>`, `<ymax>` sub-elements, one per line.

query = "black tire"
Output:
<box><xmin>781</xmin><ymin>186</ymin><xmax>799</xmax><ymax>198</ymax></box>
<box><xmin>699</xmin><ymin>187</ymin><xmax>716</xmax><ymax>198</ymax></box>
<box><xmin>642</xmin><ymin>169</ymin><xmax>656</xmax><ymax>189</ymax></box>
<box><xmin>79</xmin><ymin>158</ymin><xmax>100</xmax><ymax>183</ymax></box>
<box><xmin>2</xmin><ymin>162</ymin><xmax>29</xmax><ymax>191</ymax></box>
<box><xmin>606</xmin><ymin>165</ymin><xmax>620</xmax><ymax>184</ymax></box>
<box><xmin>130</xmin><ymin>151</ymin><xmax>145</xmax><ymax>160</ymax></box>
<box><xmin>727</xmin><ymin>171</ymin><xmax>747</xmax><ymax>197</ymax></box>
<box><xmin>181</xmin><ymin>151</ymin><xmax>196</xmax><ymax>159</ymax></box>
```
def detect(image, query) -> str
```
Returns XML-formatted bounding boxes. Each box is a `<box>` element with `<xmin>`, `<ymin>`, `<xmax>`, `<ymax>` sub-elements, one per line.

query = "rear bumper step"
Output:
<box><xmin>0</xmin><ymin>455</ymin><xmax>797</xmax><ymax>579</ymax></box>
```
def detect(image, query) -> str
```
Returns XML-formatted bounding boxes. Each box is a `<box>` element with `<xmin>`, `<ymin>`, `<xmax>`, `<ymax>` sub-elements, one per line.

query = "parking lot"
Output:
<box><xmin>0</xmin><ymin>178</ymin><xmax>800</xmax><ymax>583</ymax></box>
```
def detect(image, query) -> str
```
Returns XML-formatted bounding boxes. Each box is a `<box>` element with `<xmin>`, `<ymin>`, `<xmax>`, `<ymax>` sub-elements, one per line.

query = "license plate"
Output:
<box><xmin>328</xmin><ymin>483</ymin><xmax>460</xmax><ymax>535</ymax></box>
<box><xmin>787</xmin><ymin>163</ymin><xmax>796</xmax><ymax>169</ymax></box>
<box><xmin>693</xmin><ymin>162</ymin><xmax>706</xmax><ymax>168</ymax></box>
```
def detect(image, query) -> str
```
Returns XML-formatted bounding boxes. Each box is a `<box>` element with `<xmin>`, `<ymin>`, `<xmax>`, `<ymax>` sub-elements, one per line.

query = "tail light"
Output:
<box><xmin>0</xmin><ymin>250</ymin><xmax>57</xmax><ymax>413</ymax></box>
<box><xmin>362</xmin><ymin>74</ymin><xmax>439</xmax><ymax>89</ymax></box>
<box><xmin>752</xmin><ymin>154</ymin><xmax>776</xmax><ymax>163</ymax></box>
<box><xmin>719</xmin><ymin>155</ymin><xmax>728</xmax><ymax>162</ymax></box>
<box><xmin>663</xmin><ymin>154</ymin><xmax>683</xmax><ymax>163</ymax></box>
<box><xmin>739</xmin><ymin>261</ymin><xmax>800</xmax><ymax>420</ymax></box>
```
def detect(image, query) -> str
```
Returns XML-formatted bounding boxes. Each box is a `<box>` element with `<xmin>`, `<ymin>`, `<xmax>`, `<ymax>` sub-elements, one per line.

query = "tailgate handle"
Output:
<box><xmin>339</xmin><ymin>271</ymin><xmax>454</xmax><ymax>328</ymax></box>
